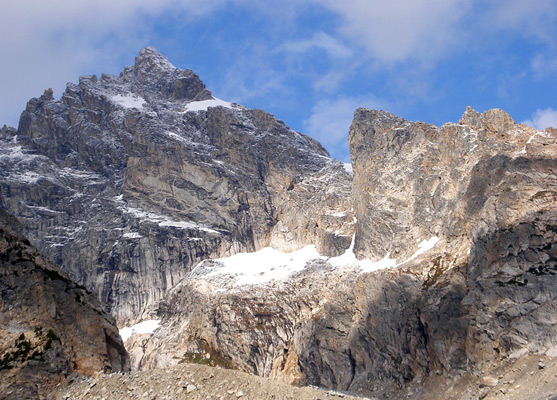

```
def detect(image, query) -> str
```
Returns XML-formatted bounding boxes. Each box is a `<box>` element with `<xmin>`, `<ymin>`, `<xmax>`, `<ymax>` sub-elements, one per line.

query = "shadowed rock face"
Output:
<box><xmin>0</xmin><ymin>209</ymin><xmax>129</xmax><ymax>399</ymax></box>
<box><xmin>0</xmin><ymin>47</ymin><xmax>353</xmax><ymax>324</ymax></box>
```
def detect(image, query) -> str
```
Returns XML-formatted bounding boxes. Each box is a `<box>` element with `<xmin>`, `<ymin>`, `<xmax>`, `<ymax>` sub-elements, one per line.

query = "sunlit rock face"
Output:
<box><xmin>0</xmin><ymin>47</ymin><xmax>353</xmax><ymax>324</ymax></box>
<box><xmin>0</xmin><ymin>209</ymin><xmax>129</xmax><ymax>399</ymax></box>
<box><xmin>348</xmin><ymin>107</ymin><xmax>554</xmax><ymax>261</ymax></box>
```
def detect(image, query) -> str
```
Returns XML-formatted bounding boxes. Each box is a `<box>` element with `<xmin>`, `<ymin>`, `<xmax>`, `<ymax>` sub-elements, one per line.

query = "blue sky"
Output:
<box><xmin>2</xmin><ymin>0</ymin><xmax>556</xmax><ymax>161</ymax></box>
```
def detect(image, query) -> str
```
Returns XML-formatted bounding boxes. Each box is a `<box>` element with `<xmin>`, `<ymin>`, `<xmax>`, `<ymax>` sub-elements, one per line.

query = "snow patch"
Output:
<box><xmin>330</xmin><ymin>235</ymin><xmax>439</xmax><ymax>272</ymax></box>
<box><xmin>342</xmin><ymin>163</ymin><xmax>353</xmax><ymax>175</ymax></box>
<box><xmin>164</xmin><ymin>131</ymin><xmax>191</xmax><ymax>145</ymax></box>
<box><xmin>159</xmin><ymin>220</ymin><xmax>217</xmax><ymax>232</ymax></box>
<box><xmin>60</xmin><ymin>167</ymin><xmax>105</xmax><ymax>182</ymax></box>
<box><xmin>26</xmin><ymin>205</ymin><xmax>64</xmax><ymax>215</ymax></box>
<box><xmin>183</xmin><ymin>98</ymin><xmax>233</xmax><ymax>113</ymax></box>
<box><xmin>119</xmin><ymin>320</ymin><xmax>161</xmax><ymax>343</ymax></box>
<box><xmin>329</xmin><ymin>235</ymin><xmax>397</xmax><ymax>271</ymax></box>
<box><xmin>7</xmin><ymin>171</ymin><xmax>45</xmax><ymax>184</ymax></box>
<box><xmin>198</xmin><ymin>245</ymin><xmax>325</xmax><ymax>286</ymax></box>
<box><xmin>110</xmin><ymin>94</ymin><xmax>146</xmax><ymax>109</ymax></box>
<box><xmin>400</xmin><ymin>237</ymin><xmax>440</xmax><ymax>265</ymax></box>
<box><xmin>193</xmin><ymin>234</ymin><xmax>440</xmax><ymax>289</ymax></box>
<box><xmin>0</xmin><ymin>145</ymin><xmax>43</xmax><ymax>163</ymax></box>
<box><xmin>122</xmin><ymin>232</ymin><xmax>142</xmax><ymax>239</ymax></box>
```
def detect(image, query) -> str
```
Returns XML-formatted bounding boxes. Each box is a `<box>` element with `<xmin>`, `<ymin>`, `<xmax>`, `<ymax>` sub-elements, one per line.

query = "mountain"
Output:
<box><xmin>1</xmin><ymin>47</ymin><xmax>556</xmax><ymax>399</ymax></box>
<box><xmin>0</xmin><ymin>209</ymin><xmax>128</xmax><ymax>399</ymax></box>
<box><xmin>0</xmin><ymin>47</ymin><xmax>353</xmax><ymax>325</ymax></box>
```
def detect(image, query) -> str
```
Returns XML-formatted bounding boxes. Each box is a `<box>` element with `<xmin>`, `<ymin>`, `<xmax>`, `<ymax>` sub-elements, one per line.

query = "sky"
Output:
<box><xmin>1</xmin><ymin>0</ymin><xmax>556</xmax><ymax>162</ymax></box>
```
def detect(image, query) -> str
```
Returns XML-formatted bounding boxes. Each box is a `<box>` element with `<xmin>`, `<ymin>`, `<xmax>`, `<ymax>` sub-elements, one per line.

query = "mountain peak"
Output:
<box><xmin>134</xmin><ymin>46</ymin><xmax>177</xmax><ymax>75</ymax></box>
<box><xmin>127</xmin><ymin>47</ymin><xmax>212</xmax><ymax>101</ymax></box>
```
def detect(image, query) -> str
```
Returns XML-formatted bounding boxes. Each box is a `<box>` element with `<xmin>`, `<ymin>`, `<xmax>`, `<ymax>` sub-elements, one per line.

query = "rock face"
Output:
<box><xmin>0</xmin><ymin>47</ymin><xmax>353</xmax><ymax>324</ymax></box>
<box><xmin>125</xmin><ymin>107</ymin><xmax>557</xmax><ymax>399</ymax></box>
<box><xmin>0</xmin><ymin>209</ymin><xmax>129</xmax><ymax>399</ymax></box>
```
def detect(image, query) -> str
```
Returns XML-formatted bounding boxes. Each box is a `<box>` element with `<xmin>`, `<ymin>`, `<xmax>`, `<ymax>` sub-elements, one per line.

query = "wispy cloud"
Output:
<box><xmin>312</xmin><ymin>0</ymin><xmax>471</xmax><ymax>65</ymax></box>
<box><xmin>281</xmin><ymin>32</ymin><xmax>352</xmax><ymax>59</ymax></box>
<box><xmin>303</xmin><ymin>95</ymin><xmax>387</xmax><ymax>162</ymax></box>
<box><xmin>531</xmin><ymin>54</ymin><xmax>557</xmax><ymax>78</ymax></box>
<box><xmin>522</xmin><ymin>108</ymin><xmax>557</xmax><ymax>131</ymax></box>
<box><xmin>482</xmin><ymin>0</ymin><xmax>557</xmax><ymax>45</ymax></box>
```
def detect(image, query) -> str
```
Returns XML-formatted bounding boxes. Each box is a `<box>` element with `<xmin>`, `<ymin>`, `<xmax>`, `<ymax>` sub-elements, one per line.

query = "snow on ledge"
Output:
<box><xmin>183</xmin><ymin>98</ymin><xmax>233</xmax><ymax>112</ymax></box>
<box><xmin>122</xmin><ymin>232</ymin><xmax>142</xmax><ymax>239</ymax></box>
<box><xmin>197</xmin><ymin>245</ymin><xmax>325</xmax><ymax>286</ymax></box>
<box><xmin>192</xmin><ymin>235</ymin><xmax>440</xmax><ymax>288</ymax></box>
<box><xmin>399</xmin><ymin>237</ymin><xmax>440</xmax><ymax>265</ymax></box>
<box><xmin>110</xmin><ymin>94</ymin><xmax>146</xmax><ymax>109</ymax></box>
<box><xmin>121</xmin><ymin>205</ymin><xmax>220</xmax><ymax>235</ymax></box>
<box><xmin>119</xmin><ymin>319</ymin><xmax>161</xmax><ymax>343</ymax></box>
<box><xmin>329</xmin><ymin>235</ymin><xmax>440</xmax><ymax>272</ymax></box>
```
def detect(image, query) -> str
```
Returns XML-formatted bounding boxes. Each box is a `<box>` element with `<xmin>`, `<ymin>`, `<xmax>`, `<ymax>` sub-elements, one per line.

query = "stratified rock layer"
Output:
<box><xmin>0</xmin><ymin>210</ymin><xmax>129</xmax><ymax>399</ymax></box>
<box><xmin>0</xmin><ymin>47</ymin><xmax>353</xmax><ymax>324</ymax></box>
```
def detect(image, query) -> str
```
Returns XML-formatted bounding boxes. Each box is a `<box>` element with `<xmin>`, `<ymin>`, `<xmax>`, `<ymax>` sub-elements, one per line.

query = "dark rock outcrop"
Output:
<box><xmin>0</xmin><ymin>209</ymin><xmax>129</xmax><ymax>399</ymax></box>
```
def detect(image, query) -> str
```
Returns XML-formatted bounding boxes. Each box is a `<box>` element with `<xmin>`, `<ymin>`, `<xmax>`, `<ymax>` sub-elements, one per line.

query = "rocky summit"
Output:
<box><xmin>1</xmin><ymin>47</ymin><xmax>557</xmax><ymax>400</ymax></box>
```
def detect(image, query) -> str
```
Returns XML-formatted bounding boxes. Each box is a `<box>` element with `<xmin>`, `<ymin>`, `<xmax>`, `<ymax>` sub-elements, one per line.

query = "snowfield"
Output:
<box><xmin>196</xmin><ymin>245</ymin><xmax>325</xmax><ymax>286</ymax></box>
<box><xmin>193</xmin><ymin>235</ymin><xmax>441</xmax><ymax>287</ymax></box>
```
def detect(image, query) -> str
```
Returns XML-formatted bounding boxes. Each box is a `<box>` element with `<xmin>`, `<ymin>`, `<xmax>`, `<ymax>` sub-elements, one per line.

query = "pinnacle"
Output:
<box><xmin>139</xmin><ymin>46</ymin><xmax>164</xmax><ymax>60</ymax></box>
<box><xmin>135</xmin><ymin>46</ymin><xmax>176</xmax><ymax>73</ymax></box>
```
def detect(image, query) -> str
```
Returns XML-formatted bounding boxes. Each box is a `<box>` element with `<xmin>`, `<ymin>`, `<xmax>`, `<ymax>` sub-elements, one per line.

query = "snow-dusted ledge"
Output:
<box><xmin>110</xmin><ymin>94</ymin><xmax>146</xmax><ymax>109</ymax></box>
<box><xmin>182</xmin><ymin>98</ymin><xmax>233</xmax><ymax>113</ymax></box>
<box><xmin>120</xmin><ymin>320</ymin><xmax>161</xmax><ymax>343</ymax></box>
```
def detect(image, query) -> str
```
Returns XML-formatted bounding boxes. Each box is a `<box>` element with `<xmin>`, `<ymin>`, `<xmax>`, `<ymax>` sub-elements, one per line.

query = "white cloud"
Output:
<box><xmin>303</xmin><ymin>95</ymin><xmax>387</xmax><ymax>162</ymax></box>
<box><xmin>281</xmin><ymin>32</ymin><xmax>352</xmax><ymax>59</ymax></box>
<box><xmin>308</xmin><ymin>0</ymin><xmax>557</xmax><ymax>69</ymax></box>
<box><xmin>312</xmin><ymin>0</ymin><xmax>470</xmax><ymax>64</ymax></box>
<box><xmin>522</xmin><ymin>108</ymin><xmax>557</xmax><ymax>131</ymax></box>
<box><xmin>483</xmin><ymin>0</ymin><xmax>557</xmax><ymax>45</ymax></box>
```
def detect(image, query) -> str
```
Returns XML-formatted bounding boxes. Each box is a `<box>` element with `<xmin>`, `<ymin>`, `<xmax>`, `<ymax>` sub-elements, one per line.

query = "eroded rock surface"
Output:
<box><xmin>0</xmin><ymin>210</ymin><xmax>128</xmax><ymax>399</ymax></box>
